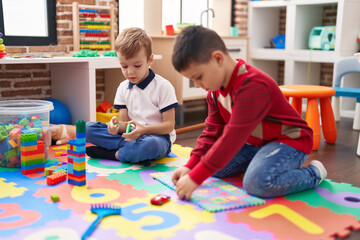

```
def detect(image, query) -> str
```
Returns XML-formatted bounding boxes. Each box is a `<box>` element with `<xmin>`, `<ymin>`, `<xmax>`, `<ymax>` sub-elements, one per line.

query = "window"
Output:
<box><xmin>162</xmin><ymin>0</ymin><xmax>213</xmax><ymax>31</ymax></box>
<box><xmin>0</xmin><ymin>0</ymin><xmax>57</xmax><ymax>46</ymax></box>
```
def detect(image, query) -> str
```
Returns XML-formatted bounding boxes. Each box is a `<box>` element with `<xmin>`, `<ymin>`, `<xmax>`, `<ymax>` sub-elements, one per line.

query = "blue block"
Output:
<box><xmin>68</xmin><ymin>179</ymin><xmax>86</xmax><ymax>186</ymax></box>
<box><xmin>71</xmin><ymin>156</ymin><xmax>85</xmax><ymax>163</ymax></box>
<box><xmin>68</xmin><ymin>149</ymin><xmax>86</xmax><ymax>155</ymax></box>
<box><xmin>67</xmin><ymin>163</ymin><xmax>74</xmax><ymax>174</ymax></box>
<box><xmin>72</xmin><ymin>169</ymin><xmax>86</xmax><ymax>176</ymax></box>
<box><xmin>21</xmin><ymin>162</ymin><xmax>45</xmax><ymax>170</ymax></box>
<box><xmin>33</xmin><ymin>120</ymin><xmax>43</xmax><ymax>128</ymax></box>
<box><xmin>76</xmin><ymin>138</ymin><xmax>86</xmax><ymax>144</ymax></box>
<box><xmin>21</xmin><ymin>129</ymin><xmax>36</xmax><ymax>134</ymax></box>
<box><xmin>20</xmin><ymin>140</ymin><xmax>38</xmax><ymax>147</ymax></box>
<box><xmin>76</xmin><ymin>132</ymin><xmax>86</xmax><ymax>138</ymax></box>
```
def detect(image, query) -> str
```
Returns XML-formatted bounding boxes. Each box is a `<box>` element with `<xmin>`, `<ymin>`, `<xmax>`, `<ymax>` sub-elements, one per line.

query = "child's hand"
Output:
<box><xmin>175</xmin><ymin>174</ymin><xmax>199</xmax><ymax>200</ymax></box>
<box><xmin>171</xmin><ymin>167</ymin><xmax>190</xmax><ymax>185</ymax></box>
<box><xmin>122</xmin><ymin>120</ymin><xmax>145</xmax><ymax>141</ymax></box>
<box><xmin>108</xmin><ymin>116</ymin><xmax>120</xmax><ymax>135</ymax></box>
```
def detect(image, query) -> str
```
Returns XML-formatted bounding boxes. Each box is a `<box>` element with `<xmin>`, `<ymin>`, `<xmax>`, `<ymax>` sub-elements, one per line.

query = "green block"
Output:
<box><xmin>0</xmin><ymin>126</ymin><xmax>8</xmax><ymax>141</ymax></box>
<box><xmin>44</xmin><ymin>166</ymin><xmax>57</xmax><ymax>176</ymax></box>
<box><xmin>4</xmin><ymin>149</ymin><xmax>17</xmax><ymax>158</ymax></box>
<box><xmin>29</xmin><ymin>128</ymin><xmax>42</xmax><ymax>134</ymax></box>
<box><xmin>19</xmin><ymin>118</ymin><xmax>29</xmax><ymax>126</ymax></box>
<box><xmin>5</xmin><ymin>124</ymin><xmax>14</xmax><ymax>133</ymax></box>
<box><xmin>54</xmin><ymin>169</ymin><xmax>67</xmax><ymax>174</ymax></box>
<box><xmin>76</xmin><ymin>120</ymin><xmax>86</xmax><ymax>133</ymax></box>
<box><xmin>21</xmin><ymin>158</ymin><xmax>45</xmax><ymax>166</ymax></box>
<box><xmin>51</xmin><ymin>194</ymin><xmax>60</xmax><ymax>202</ymax></box>
<box><xmin>20</xmin><ymin>133</ymin><xmax>37</xmax><ymax>142</ymax></box>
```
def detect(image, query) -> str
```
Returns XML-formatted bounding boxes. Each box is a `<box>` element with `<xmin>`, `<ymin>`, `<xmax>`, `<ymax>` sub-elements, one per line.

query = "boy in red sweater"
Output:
<box><xmin>171</xmin><ymin>26</ymin><xmax>327</xmax><ymax>199</ymax></box>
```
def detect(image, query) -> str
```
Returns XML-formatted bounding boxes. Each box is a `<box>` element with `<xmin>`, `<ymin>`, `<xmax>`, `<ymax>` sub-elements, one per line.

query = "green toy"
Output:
<box><xmin>103</xmin><ymin>51</ymin><xmax>117</xmax><ymax>57</ymax></box>
<box><xmin>72</xmin><ymin>50</ymin><xmax>99</xmax><ymax>57</ymax></box>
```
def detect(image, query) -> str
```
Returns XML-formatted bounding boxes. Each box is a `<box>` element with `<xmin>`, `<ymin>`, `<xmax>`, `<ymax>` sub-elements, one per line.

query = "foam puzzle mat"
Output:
<box><xmin>151</xmin><ymin>171</ymin><xmax>266</xmax><ymax>212</ymax></box>
<box><xmin>1</xmin><ymin>144</ymin><xmax>360</xmax><ymax>240</ymax></box>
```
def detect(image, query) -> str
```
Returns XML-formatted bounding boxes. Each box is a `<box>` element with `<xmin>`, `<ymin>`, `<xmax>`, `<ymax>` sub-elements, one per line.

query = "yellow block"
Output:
<box><xmin>55</xmin><ymin>152</ymin><xmax>62</xmax><ymax>157</ymax></box>
<box><xmin>9</xmin><ymin>139</ymin><xmax>17</xmax><ymax>148</ymax></box>
<box><xmin>21</xmin><ymin>153</ymin><xmax>44</xmax><ymax>161</ymax></box>
<box><xmin>73</xmin><ymin>163</ymin><xmax>86</xmax><ymax>171</ymax></box>
<box><xmin>96</xmin><ymin>112</ymin><xmax>118</xmax><ymax>123</ymax></box>
<box><xmin>21</xmin><ymin>145</ymin><xmax>38</xmax><ymax>152</ymax></box>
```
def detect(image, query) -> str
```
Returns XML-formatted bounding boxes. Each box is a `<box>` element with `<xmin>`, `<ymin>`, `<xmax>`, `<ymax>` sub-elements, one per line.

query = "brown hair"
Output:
<box><xmin>115</xmin><ymin>27</ymin><xmax>152</xmax><ymax>60</ymax></box>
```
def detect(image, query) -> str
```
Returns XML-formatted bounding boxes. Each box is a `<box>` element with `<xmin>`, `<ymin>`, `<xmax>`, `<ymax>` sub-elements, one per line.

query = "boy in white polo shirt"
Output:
<box><xmin>86</xmin><ymin>27</ymin><xmax>178</xmax><ymax>165</ymax></box>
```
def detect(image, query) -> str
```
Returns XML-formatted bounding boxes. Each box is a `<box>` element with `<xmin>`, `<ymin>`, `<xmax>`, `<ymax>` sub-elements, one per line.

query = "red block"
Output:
<box><xmin>47</xmin><ymin>171</ymin><xmax>67</xmax><ymax>185</ymax></box>
<box><xmin>96</xmin><ymin>100</ymin><xmax>111</xmax><ymax>113</ymax></box>
<box><xmin>21</xmin><ymin>167</ymin><xmax>45</xmax><ymax>175</ymax></box>
<box><xmin>21</xmin><ymin>141</ymin><xmax>44</xmax><ymax>156</ymax></box>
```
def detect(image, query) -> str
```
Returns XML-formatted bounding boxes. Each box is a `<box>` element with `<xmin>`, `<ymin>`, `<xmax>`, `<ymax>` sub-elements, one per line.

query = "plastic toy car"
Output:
<box><xmin>151</xmin><ymin>194</ymin><xmax>170</xmax><ymax>205</ymax></box>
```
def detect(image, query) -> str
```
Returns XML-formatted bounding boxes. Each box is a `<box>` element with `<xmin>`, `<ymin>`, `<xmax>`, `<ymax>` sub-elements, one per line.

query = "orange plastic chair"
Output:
<box><xmin>279</xmin><ymin>85</ymin><xmax>337</xmax><ymax>150</ymax></box>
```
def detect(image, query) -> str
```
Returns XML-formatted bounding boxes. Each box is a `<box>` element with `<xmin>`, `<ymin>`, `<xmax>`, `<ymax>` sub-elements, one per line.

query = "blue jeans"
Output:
<box><xmin>86</xmin><ymin>122</ymin><xmax>171</xmax><ymax>163</ymax></box>
<box><xmin>213</xmin><ymin>142</ymin><xmax>321</xmax><ymax>197</ymax></box>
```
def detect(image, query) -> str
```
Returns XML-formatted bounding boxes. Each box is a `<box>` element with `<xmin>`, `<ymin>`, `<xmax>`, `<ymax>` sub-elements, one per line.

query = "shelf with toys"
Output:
<box><xmin>248</xmin><ymin>0</ymin><xmax>360</xmax><ymax>118</ymax></box>
<box><xmin>249</xmin><ymin>0</ymin><xmax>360</xmax><ymax>82</ymax></box>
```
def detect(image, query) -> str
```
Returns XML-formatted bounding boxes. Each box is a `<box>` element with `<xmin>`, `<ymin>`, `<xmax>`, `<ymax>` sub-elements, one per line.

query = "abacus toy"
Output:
<box><xmin>72</xmin><ymin>3</ymin><xmax>115</xmax><ymax>53</ymax></box>
<box><xmin>0</xmin><ymin>32</ymin><xmax>6</xmax><ymax>59</ymax></box>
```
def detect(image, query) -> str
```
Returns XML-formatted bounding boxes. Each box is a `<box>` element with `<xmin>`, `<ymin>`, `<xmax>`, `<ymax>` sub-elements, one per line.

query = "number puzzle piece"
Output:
<box><xmin>228</xmin><ymin>197</ymin><xmax>360</xmax><ymax>240</ymax></box>
<box><xmin>0</xmin><ymin>203</ymin><xmax>41</xmax><ymax>230</ymax></box>
<box><xmin>249</xmin><ymin>204</ymin><xmax>323</xmax><ymax>234</ymax></box>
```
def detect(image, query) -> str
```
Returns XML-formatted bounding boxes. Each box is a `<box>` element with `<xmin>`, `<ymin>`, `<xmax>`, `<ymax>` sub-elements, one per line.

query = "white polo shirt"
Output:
<box><xmin>114</xmin><ymin>68</ymin><xmax>178</xmax><ymax>143</ymax></box>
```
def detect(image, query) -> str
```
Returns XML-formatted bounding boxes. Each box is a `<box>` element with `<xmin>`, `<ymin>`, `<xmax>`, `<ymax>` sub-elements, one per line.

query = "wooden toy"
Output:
<box><xmin>72</xmin><ymin>3</ymin><xmax>116</xmax><ymax>53</ymax></box>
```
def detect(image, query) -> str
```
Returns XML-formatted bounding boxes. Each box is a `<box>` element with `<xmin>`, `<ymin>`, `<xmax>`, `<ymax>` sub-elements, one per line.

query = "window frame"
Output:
<box><xmin>0</xmin><ymin>0</ymin><xmax>57</xmax><ymax>46</ymax></box>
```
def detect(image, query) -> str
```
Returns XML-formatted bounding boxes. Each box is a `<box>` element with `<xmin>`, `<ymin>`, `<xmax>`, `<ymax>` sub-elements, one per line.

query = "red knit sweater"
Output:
<box><xmin>185</xmin><ymin>59</ymin><xmax>313</xmax><ymax>185</ymax></box>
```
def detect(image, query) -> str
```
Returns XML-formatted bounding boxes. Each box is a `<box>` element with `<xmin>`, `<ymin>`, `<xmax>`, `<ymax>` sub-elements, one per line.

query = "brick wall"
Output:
<box><xmin>233</xmin><ymin>0</ymin><xmax>248</xmax><ymax>36</ymax></box>
<box><xmin>320</xmin><ymin>4</ymin><xmax>337</xmax><ymax>86</ymax></box>
<box><xmin>0</xmin><ymin>0</ymin><xmax>118</xmax><ymax>102</ymax></box>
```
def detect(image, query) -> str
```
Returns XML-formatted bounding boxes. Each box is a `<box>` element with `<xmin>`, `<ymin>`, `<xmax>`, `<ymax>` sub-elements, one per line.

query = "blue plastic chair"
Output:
<box><xmin>332</xmin><ymin>55</ymin><xmax>360</xmax><ymax>155</ymax></box>
<box><xmin>332</xmin><ymin>56</ymin><xmax>360</xmax><ymax>129</ymax></box>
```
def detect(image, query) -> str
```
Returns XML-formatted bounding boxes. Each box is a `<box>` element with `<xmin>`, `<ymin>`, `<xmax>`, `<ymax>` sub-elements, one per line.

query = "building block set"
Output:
<box><xmin>20</xmin><ymin>133</ymin><xmax>45</xmax><ymax>175</ymax></box>
<box><xmin>67</xmin><ymin>120</ymin><xmax>86</xmax><ymax>186</ymax></box>
<box><xmin>14</xmin><ymin>118</ymin><xmax>87</xmax><ymax>188</ymax></box>
<box><xmin>0</xmin><ymin>100</ymin><xmax>53</xmax><ymax>168</ymax></box>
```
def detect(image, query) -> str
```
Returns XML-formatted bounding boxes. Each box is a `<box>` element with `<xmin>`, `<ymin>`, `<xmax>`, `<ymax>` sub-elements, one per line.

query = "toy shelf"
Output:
<box><xmin>72</xmin><ymin>2</ymin><xmax>116</xmax><ymax>53</ymax></box>
<box><xmin>248</xmin><ymin>0</ymin><xmax>360</xmax><ymax>117</ymax></box>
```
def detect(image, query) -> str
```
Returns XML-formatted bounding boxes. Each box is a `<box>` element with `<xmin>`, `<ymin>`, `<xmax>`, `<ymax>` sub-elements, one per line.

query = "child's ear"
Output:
<box><xmin>148</xmin><ymin>54</ymin><xmax>154</xmax><ymax>65</ymax></box>
<box><xmin>211</xmin><ymin>50</ymin><xmax>224</xmax><ymax>66</ymax></box>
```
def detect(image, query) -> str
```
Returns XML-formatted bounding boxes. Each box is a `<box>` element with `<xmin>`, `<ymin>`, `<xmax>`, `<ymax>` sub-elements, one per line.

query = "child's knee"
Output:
<box><xmin>243</xmin><ymin>173</ymin><xmax>272</xmax><ymax>198</ymax></box>
<box><xmin>123</xmin><ymin>137</ymin><xmax>167</xmax><ymax>162</ymax></box>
